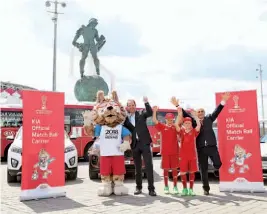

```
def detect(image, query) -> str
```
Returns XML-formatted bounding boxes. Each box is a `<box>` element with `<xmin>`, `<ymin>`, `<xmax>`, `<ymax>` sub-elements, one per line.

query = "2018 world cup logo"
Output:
<box><xmin>233</xmin><ymin>95</ymin><xmax>239</xmax><ymax>109</ymax></box>
<box><xmin>41</xmin><ymin>96</ymin><xmax>47</xmax><ymax>110</ymax></box>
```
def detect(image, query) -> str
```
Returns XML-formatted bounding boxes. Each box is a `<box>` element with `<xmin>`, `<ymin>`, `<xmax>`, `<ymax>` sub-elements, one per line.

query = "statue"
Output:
<box><xmin>72</xmin><ymin>18</ymin><xmax>109</xmax><ymax>102</ymax></box>
<box><xmin>72</xmin><ymin>18</ymin><xmax>106</xmax><ymax>78</ymax></box>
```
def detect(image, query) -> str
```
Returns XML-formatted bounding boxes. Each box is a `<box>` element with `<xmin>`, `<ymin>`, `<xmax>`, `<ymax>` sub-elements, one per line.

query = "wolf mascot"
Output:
<box><xmin>83</xmin><ymin>90</ymin><xmax>131</xmax><ymax>196</ymax></box>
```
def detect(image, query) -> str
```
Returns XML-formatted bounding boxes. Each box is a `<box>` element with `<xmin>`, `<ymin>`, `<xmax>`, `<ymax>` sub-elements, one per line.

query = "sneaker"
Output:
<box><xmin>188</xmin><ymin>188</ymin><xmax>196</xmax><ymax>196</ymax></box>
<box><xmin>181</xmin><ymin>188</ymin><xmax>188</xmax><ymax>196</ymax></box>
<box><xmin>173</xmin><ymin>186</ymin><xmax>179</xmax><ymax>195</ymax></box>
<box><xmin>164</xmin><ymin>186</ymin><xmax>170</xmax><ymax>194</ymax></box>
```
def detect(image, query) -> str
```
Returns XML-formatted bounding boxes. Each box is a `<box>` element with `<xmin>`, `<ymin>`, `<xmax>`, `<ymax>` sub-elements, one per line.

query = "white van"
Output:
<box><xmin>7</xmin><ymin>127</ymin><xmax>78</xmax><ymax>183</ymax></box>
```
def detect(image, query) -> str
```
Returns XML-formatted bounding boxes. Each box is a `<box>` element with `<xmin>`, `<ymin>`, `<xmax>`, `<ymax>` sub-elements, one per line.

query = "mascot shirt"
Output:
<box><xmin>94</xmin><ymin>124</ymin><xmax>131</xmax><ymax>156</ymax></box>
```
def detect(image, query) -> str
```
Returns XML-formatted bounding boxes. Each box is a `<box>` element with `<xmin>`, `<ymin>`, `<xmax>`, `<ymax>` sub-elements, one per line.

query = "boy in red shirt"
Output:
<box><xmin>152</xmin><ymin>106</ymin><xmax>180</xmax><ymax>194</ymax></box>
<box><xmin>176</xmin><ymin>107</ymin><xmax>201</xmax><ymax>196</ymax></box>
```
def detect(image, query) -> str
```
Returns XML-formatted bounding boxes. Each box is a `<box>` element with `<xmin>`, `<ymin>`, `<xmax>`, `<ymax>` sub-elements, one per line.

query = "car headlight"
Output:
<box><xmin>65</xmin><ymin>146</ymin><xmax>76</xmax><ymax>153</ymax></box>
<box><xmin>11</xmin><ymin>146</ymin><xmax>22</xmax><ymax>154</ymax></box>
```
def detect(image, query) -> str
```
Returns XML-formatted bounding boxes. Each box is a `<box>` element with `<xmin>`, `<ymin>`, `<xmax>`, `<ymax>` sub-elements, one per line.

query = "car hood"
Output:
<box><xmin>11</xmin><ymin>139</ymin><xmax>74</xmax><ymax>149</ymax></box>
<box><xmin>260</xmin><ymin>143</ymin><xmax>267</xmax><ymax>157</ymax></box>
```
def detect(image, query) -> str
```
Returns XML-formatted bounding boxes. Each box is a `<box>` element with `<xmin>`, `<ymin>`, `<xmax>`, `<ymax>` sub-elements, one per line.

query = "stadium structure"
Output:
<box><xmin>0</xmin><ymin>81</ymin><xmax>37</xmax><ymax>104</ymax></box>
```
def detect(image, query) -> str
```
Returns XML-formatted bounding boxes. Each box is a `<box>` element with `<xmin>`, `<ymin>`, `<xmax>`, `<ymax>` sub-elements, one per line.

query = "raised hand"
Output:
<box><xmin>143</xmin><ymin>96</ymin><xmax>148</xmax><ymax>103</ymax></box>
<box><xmin>153</xmin><ymin>106</ymin><xmax>159</xmax><ymax>112</ymax></box>
<box><xmin>191</xmin><ymin>110</ymin><xmax>197</xmax><ymax>118</ymax></box>
<box><xmin>171</xmin><ymin>96</ymin><xmax>179</xmax><ymax>106</ymax></box>
<box><xmin>222</xmin><ymin>92</ymin><xmax>231</xmax><ymax>102</ymax></box>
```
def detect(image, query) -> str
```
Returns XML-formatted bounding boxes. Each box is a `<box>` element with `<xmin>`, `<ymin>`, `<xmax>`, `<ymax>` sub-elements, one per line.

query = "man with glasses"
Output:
<box><xmin>171</xmin><ymin>92</ymin><xmax>231</xmax><ymax>195</ymax></box>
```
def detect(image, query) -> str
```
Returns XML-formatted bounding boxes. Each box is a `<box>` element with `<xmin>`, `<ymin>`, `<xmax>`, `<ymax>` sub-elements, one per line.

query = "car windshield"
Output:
<box><xmin>15</xmin><ymin>127</ymin><xmax>70</xmax><ymax>140</ymax></box>
<box><xmin>260</xmin><ymin>134</ymin><xmax>267</xmax><ymax>143</ymax></box>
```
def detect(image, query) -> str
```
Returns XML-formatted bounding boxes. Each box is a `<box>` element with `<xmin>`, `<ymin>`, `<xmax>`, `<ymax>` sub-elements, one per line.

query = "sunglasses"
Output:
<box><xmin>198</xmin><ymin>110</ymin><xmax>204</xmax><ymax>113</ymax></box>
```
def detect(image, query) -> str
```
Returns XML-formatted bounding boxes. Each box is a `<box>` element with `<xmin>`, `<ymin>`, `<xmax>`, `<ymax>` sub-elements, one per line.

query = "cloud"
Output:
<box><xmin>1</xmin><ymin>0</ymin><xmax>267</xmax><ymax>120</ymax></box>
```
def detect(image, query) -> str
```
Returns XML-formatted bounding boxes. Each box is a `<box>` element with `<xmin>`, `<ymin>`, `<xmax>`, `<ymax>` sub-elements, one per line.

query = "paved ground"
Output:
<box><xmin>1</xmin><ymin>157</ymin><xmax>267</xmax><ymax>214</ymax></box>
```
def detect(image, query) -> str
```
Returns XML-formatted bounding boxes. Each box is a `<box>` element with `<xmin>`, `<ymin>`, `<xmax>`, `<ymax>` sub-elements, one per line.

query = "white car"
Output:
<box><xmin>260</xmin><ymin>134</ymin><xmax>267</xmax><ymax>177</ymax></box>
<box><xmin>7</xmin><ymin>127</ymin><xmax>78</xmax><ymax>183</ymax></box>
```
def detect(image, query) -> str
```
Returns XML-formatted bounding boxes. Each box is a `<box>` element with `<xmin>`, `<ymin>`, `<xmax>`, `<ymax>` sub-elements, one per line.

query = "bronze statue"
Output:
<box><xmin>72</xmin><ymin>18</ymin><xmax>106</xmax><ymax>78</ymax></box>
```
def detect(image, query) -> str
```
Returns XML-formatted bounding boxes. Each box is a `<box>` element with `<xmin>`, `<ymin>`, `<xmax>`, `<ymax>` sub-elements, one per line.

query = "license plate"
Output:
<box><xmin>125</xmin><ymin>160</ymin><xmax>131</xmax><ymax>165</ymax></box>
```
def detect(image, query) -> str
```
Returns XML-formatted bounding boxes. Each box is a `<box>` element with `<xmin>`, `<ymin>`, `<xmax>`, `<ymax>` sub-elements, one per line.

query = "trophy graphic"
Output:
<box><xmin>41</xmin><ymin>96</ymin><xmax>47</xmax><ymax>110</ymax></box>
<box><xmin>233</xmin><ymin>95</ymin><xmax>239</xmax><ymax>109</ymax></box>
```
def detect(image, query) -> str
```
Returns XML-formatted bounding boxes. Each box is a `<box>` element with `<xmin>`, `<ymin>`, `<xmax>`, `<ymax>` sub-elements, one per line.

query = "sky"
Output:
<box><xmin>1</xmin><ymin>0</ymin><xmax>267</xmax><ymax>119</ymax></box>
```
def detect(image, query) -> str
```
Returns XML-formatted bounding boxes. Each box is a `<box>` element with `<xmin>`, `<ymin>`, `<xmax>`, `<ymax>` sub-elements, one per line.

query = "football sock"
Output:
<box><xmin>163</xmin><ymin>170</ymin><xmax>168</xmax><ymax>186</ymax></box>
<box><xmin>189</xmin><ymin>173</ymin><xmax>195</xmax><ymax>189</ymax></box>
<box><xmin>181</xmin><ymin>174</ymin><xmax>187</xmax><ymax>188</ymax></box>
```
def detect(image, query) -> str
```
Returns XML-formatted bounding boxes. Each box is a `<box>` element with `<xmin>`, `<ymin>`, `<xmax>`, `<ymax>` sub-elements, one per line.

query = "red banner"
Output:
<box><xmin>20</xmin><ymin>90</ymin><xmax>65</xmax><ymax>201</ymax></box>
<box><xmin>216</xmin><ymin>90</ymin><xmax>264</xmax><ymax>192</ymax></box>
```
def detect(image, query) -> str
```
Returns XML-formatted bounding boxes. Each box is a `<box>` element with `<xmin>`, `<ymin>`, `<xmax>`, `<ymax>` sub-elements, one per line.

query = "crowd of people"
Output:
<box><xmin>123</xmin><ymin>92</ymin><xmax>231</xmax><ymax>196</ymax></box>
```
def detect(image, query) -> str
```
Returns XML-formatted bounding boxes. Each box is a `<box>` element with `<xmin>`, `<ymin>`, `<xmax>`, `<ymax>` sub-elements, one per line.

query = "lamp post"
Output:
<box><xmin>256</xmin><ymin>64</ymin><xmax>265</xmax><ymax>135</ymax></box>
<box><xmin>45</xmin><ymin>0</ymin><xmax>66</xmax><ymax>91</ymax></box>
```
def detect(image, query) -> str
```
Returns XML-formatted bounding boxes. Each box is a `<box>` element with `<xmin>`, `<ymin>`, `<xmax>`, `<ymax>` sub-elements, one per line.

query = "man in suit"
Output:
<box><xmin>123</xmin><ymin>97</ymin><xmax>157</xmax><ymax>196</ymax></box>
<box><xmin>171</xmin><ymin>92</ymin><xmax>231</xmax><ymax>195</ymax></box>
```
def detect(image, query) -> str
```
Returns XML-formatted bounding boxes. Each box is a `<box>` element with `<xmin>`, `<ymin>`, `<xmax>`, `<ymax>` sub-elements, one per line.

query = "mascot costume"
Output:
<box><xmin>83</xmin><ymin>90</ymin><xmax>131</xmax><ymax>196</ymax></box>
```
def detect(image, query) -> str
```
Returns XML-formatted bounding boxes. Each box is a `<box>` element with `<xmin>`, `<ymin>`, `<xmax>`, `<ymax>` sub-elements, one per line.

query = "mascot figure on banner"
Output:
<box><xmin>83</xmin><ymin>90</ymin><xmax>131</xmax><ymax>196</ymax></box>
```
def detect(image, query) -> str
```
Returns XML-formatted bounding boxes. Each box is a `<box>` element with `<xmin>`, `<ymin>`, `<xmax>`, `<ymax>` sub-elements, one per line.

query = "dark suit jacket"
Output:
<box><xmin>182</xmin><ymin>103</ymin><xmax>224</xmax><ymax>149</ymax></box>
<box><xmin>123</xmin><ymin>102</ymin><xmax>153</xmax><ymax>149</ymax></box>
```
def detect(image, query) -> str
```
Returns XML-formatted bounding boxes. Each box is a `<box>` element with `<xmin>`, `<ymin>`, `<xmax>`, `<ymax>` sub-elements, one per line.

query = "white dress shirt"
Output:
<box><xmin>128</xmin><ymin>113</ymin><xmax>138</xmax><ymax>139</ymax></box>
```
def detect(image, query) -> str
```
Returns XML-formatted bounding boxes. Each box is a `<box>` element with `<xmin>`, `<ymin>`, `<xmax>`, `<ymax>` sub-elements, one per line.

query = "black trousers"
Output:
<box><xmin>132</xmin><ymin>141</ymin><xmax>155</xmax><ymax>191</ymax></box>
<box><xmin>197</xmin><ymin>145</ymin><xmax>222</xmax><ymax>192</ymax></box>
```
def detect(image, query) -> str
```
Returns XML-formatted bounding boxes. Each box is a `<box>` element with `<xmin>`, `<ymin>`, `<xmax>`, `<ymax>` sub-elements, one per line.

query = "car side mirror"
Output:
<box><xmin>6</xmin><ymin>135</ymin><xmax>14</xmax><ymax>140</ymax></box>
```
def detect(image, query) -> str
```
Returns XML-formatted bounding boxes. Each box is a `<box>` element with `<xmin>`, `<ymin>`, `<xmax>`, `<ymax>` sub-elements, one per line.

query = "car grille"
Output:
<box><xmin>124</xmin><ymin>150</ymin><xmax>133</xmax><ymax>158</ymax></box>
<box><xmin>262</xmin><ymin>156</ymin><xmax>267</xmax><ymax>161</ymax></box>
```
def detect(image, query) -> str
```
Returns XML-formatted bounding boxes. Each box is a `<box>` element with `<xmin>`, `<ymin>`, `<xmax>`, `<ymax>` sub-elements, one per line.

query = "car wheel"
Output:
<box><xmin>7</xmin><ymin>170</ymin><xmax>17</xmax><ymax>183</ymax></box>
<box><xmin>84</xmin><ymin>142</ymin><xmax>93</xmax><ymax>162</ymax></box>
<box><xmin>68</xmin><ymin>168</ymin><xmax>78</xmax><ymax>180</ymax></box>
<box><xmin>89</xmin><ymin>169</ymin><xmax>98</xmax><ymax>179</ymax></box>
<box><xmin>89</xmin><ymin>163</ymin><xmax>98</xmax><ymax>179</ymax></box>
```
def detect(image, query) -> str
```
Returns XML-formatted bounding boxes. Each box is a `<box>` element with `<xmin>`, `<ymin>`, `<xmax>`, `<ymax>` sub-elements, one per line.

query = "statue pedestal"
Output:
<box><xmin>74</xmin><ymin>75</ymin><xmax>109</xmax><ymax>102</ymax></box>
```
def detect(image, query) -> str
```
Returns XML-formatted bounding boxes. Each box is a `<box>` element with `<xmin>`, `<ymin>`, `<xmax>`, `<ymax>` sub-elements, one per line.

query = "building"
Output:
<box><xmin>0</xmin><ymin>81</ymin><xmax>37</xmax><ymax>104</ymax></box>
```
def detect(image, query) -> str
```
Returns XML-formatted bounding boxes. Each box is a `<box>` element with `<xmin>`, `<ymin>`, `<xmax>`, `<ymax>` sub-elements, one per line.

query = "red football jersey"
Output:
<box><xmin>179</xmin><ymin>127</ymin><xmax>199</xmax><ymax>160</ymax></box>
<box><xmin>155</xmin><ymin>123</ymin><xmax>179</xmax><ymax>155</ymax></box>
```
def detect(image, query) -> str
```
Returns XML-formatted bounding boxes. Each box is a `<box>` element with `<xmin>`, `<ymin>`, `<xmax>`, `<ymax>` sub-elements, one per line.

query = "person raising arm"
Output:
<box><xmin>175</xmin><ymin>107</ymin><xmax>201</xmax><ymax>196</ymax></box>
<box><xmin>152</xmin><ymin>106</ymin><xmax>180</xmax><ymax>194</ymax></box>
<box><xmin>171</xmin><ymin>97</ymin><xmax>197</xmax><ymax>128</ymax></box>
